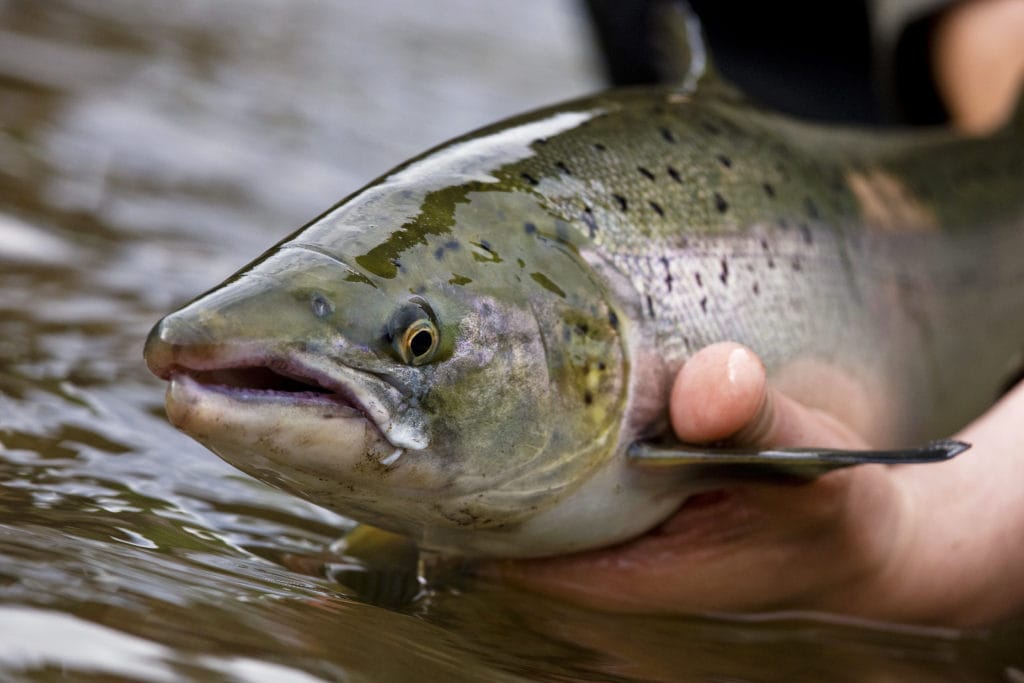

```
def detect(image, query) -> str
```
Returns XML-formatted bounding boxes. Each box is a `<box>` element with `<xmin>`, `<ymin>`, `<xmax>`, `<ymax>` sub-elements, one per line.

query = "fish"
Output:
<box><xmin>143</xmin><ymin>10</ymin><xmax>1024</xmax><ymax>559</ymax></box>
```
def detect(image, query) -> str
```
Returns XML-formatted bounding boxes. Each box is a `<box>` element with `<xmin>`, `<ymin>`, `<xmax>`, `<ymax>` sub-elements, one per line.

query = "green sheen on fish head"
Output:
<box><xmin>145</xmin><ymin>106</ymin><xmax>632</xmax><ymax>556</ymax></box>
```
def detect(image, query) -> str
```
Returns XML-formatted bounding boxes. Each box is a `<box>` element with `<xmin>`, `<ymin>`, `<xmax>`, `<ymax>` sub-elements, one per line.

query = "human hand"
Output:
<box><xmin>933</xmin><ymin>0</ymin><xmax>1024</xmax><ymax>134</ymax></box>
<box><xmin>487</xmin><ymin>342</ymin><xmax>1024</xmax><ymax>626</ymax></box>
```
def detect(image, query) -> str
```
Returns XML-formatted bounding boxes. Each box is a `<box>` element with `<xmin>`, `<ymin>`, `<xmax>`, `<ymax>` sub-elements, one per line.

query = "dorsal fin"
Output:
<box><xmin>584</xmin><ymin>0</ymin><xmax>730</xmax><ymax>94</ymax></box>
<box><xmin>647</xmin><ymin>0</ymin><xmax>712</xmax><ymax>91</ymax></box>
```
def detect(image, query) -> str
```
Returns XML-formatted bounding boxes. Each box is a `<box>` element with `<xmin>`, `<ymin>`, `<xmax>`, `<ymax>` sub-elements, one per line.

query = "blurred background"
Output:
<box><xmin>0</xmin><ymin>1</ymin><xmax>1021</xmax><ymax>681</ymax></box>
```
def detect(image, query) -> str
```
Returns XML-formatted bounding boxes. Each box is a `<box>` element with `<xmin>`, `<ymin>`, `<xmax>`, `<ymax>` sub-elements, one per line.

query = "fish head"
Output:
<box><xmin>145</xmin><ymin>178</ymin><xmax>632</xmax><ymax>556</ymax></box>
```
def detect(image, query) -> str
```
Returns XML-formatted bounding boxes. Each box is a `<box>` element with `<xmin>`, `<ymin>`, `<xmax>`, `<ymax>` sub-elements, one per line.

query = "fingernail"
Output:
<box><xmin>727</xmin><ymin>346</ymin><xmax>753</xmax><ymax>385</ymax></box>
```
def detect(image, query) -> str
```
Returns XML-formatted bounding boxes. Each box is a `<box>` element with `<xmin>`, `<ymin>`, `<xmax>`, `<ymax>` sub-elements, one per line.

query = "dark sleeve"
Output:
<box><xmin>582</xmin><ymin>0</ymin><xmax>955</xmax><ymax>126</ymax></box>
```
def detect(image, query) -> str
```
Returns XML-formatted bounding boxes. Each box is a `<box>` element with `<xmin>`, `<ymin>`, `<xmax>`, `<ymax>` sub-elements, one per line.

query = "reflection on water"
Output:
<box><xmin>0</xmin><ymin>1</ymin><xmax>1021</xmax><ymax>680</ymax></box>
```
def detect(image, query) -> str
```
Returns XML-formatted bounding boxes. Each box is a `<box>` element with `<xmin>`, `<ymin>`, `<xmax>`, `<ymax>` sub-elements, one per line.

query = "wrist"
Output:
<box><xmin>885</xmin><ymin>387</ymin><xmax>1024</xmax><ymax>625</ymax></box>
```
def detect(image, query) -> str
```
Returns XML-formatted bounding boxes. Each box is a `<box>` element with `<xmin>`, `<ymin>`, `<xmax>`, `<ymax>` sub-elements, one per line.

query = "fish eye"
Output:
<box><xmin>389</xmin><ymin>299</ymin><xmax>440</xmax><ymax>365</ymax></box>
<box><xmin>401</xmin><ymin>319</ymin><xmax>438</xmax><ymax>365</ymax></box>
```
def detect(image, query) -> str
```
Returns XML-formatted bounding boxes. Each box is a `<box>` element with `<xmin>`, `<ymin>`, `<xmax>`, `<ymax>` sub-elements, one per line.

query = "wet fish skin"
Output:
<box><xmin>145</xmin><ymin>84</ymin><xmax>1024</xmax><ymax>557</ymax></box>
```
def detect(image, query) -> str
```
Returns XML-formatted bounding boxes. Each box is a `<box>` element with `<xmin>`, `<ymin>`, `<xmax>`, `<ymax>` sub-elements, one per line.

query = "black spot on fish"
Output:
<box><xmin>534</xmin><ymin>137</ymin><xmax>548</xmax><ymax>146</ymax></box>
<box><xmin>660</xmin><ymin>256</ymin><xmax>673</xmax><ymax>291</ymax></box>
<box><xmin>699</xmin><ymin>296</ymin><xmax>708</xmax><ymax>313</ymax></box>
<box><xmin>433</xmin><ymin>246</ymin><xmax>445</xmax><ymax>261</ymax></box>
<box><xmin>714</xmin><ymin>192</ymin><xmax>729</xmax><ymax>213</ymax></box>
<box><xmin>763</xmin><ymin>182</ymin><xmax>776</xmax><ymax>198</ymax></box>
<box><xmin>555</xmin><ymin>161</ymin><xmax>572</xmax><ymax>175</ymax></box>
<box><xmin>792</xmin><ymin>257</ymin><xmax>802</xmax><ymax>271</ymax></box>
<box><xmin>608</xmin><ymin>309</ymin><xmax>619</xmax><ymax>329</ymax></box>
<box><xmin>649</xmin><ymin>201</ymin><xmax>664</xmax><ymax>217</ymax></box>
<box><xmin>581</xmin><ymin>206</ymin><xmax>598</xmax><ymax>238</ymax></box>
<box><xmin>667</xmin><ymin>165</ymin><xmax>682</xmax><ymax>183</ymax></box>
<box><xmin>521</xmin><ymin>172</ymin><xmax>539</xmax><ymax>186</ymax></box>
<box><xmin>804</xmin><ymin>197</ymin><xmax>820</xmax><ymax>220</ymax></box>
<box><xmin>638</xmin><ymin>166</ymin><xmax>655</xmax><ymax>180</ymax></box>
<box><xmin>584</xmin><ymin>391</ymin><xmax>594</xmax><ymax>405</ymax></box>
<box><xmin>717</xmin><ymin>154</ymin><xmax>732</xmax><ymax>168</ymax></box>
<box><xmin>646</xmin><ymin>295</ymin><xmax>655</xmax><ymax>318</ymax></box>
<box><xmin>760</xmin><ymin>238</ymin><xmax>770</xmax><ymax>250</ymax></box>
<box><xmin>719</xmin><ymin>258</ymin><xmax>729</xmax><ymax>285</ymax></box>
<box><xmin>598</xmin><ymin>361</ymin><xmax>606</xmax><ymax>371</ymax></box>
<box><xmin>752</xmin><ymin>282</ymin><xmax>760</xmax><ymax>295</ymax></box>
<box><xmin>800</xmin><ymin>224</ymin><xmax>813</xmax><ymax>244</ymax></box>
<box><xmin>612</xmin><ymin>194</ymin><xmax>628</xmax><ymax>211</ymax></box>
<box><xmin>593</xmin><ymin>142</ymin><xmax>607</xmax><ymax>152</ymax></box>
<box><xmin>660</xmin><ymin>127</ymin><xmax>676</xmax><ymax>143</ymax></box>
<box><xmin>768</xmin><ymin>256</ymin><xmax>775</xmax><ymax>269</ymax></box>
<box><xmin>695</xmin><ymin>272</ymin><xmax>703</xmax><ymax>287</ymax></box>
<box><xmin>523</xmin><ymin>222</ymin><xmax>537</xmax><ymax>235</ymax></box>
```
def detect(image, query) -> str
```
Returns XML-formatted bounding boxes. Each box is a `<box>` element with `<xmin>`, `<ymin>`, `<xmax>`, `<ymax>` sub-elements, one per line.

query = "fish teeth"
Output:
<box><xmin>379</xmin><ymin>449</ymin><xmax>403</xmax><ymax>467</ymax></box>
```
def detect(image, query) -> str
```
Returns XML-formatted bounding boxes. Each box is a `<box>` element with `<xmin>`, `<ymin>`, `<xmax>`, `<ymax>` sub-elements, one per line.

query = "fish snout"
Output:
<box><xmin>143</xmin><ymin>310</ymin><xmax>214</xmax><ymax>380</ymax></box>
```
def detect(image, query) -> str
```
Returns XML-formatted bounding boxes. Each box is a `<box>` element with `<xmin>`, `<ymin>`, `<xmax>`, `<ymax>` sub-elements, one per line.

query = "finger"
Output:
<box><xmin>670</xmin><ymin>342</ymin><xmax>868</xmax><ymax>450</ymax></box>
<box><xmin>670</xmin><ymin>342</ymin><xmax>767</xmax><ymax>444</ymax></box>
<box><xmin>481</xmin><ymin>486</ymin><xmax>845</xmax><ymax>614</ymax></box>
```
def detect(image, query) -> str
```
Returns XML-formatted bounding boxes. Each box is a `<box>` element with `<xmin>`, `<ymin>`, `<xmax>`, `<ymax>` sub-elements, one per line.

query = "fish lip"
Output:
<box><xmin>162</xmin><ymin>352</ymin><xmax>378</xmax><ymax>427</ymax></box>
<box><xmin>166</xmin><ymin>369</ymin><xmax>365</xmax><ymax>418</ymax></box>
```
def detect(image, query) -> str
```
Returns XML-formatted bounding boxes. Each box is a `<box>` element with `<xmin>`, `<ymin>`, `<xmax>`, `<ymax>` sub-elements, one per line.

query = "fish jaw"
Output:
<box><xmin>164</xmin><ymin>371</ymin><xmax>394</xmax><ymax>488</ymax></box>
<box><xmin>144</xmin><ymin>313</ymin><xmax>426</xmax><ymax>491</ymax></box>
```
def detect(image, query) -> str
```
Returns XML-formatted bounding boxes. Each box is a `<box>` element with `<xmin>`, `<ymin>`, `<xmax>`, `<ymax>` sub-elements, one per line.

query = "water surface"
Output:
<box><xmin>1</xmin><ymin>2</ymin><xmax>1022</xmax><ymax>680</ymax></box>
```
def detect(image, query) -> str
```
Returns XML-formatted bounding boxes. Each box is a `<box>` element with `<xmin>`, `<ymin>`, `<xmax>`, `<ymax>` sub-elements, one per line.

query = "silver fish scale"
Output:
<box><xmin>519</xmin><ymin>91</ymin><xmax>865</xmax><ymax>370</ymax></box>
<box><xmin>607</xmin><ymin>226</ymin><xmax>860</xmax><ymax>371</ymax></box>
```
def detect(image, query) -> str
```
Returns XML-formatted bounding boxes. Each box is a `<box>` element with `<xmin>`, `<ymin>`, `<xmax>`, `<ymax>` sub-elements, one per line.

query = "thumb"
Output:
<box><xmin>670</xmin><ymin>342</ymin><xmax>868</xmax><ymax>450</ymax></box>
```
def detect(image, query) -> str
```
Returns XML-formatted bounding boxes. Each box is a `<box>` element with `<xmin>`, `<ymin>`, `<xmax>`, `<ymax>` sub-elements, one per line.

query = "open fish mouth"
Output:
<box><xmin>143</xmin><ymin>315</ymin><xmax>374</xmax><ymax>420</ymax></box>
<box><xmin>145</xmin><ymin>319</ymin><xmax>429</xmax><ymax>451</ymax></box>
<box><xmin>164</xmin><ymin>361</ymin><xmax>367</xmax><ymax>416</ymax></box>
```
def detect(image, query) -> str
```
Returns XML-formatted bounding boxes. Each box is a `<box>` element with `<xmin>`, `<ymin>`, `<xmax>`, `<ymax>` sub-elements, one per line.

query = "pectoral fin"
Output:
<box><xmin>627</xmin><ymin>439</ymin><xmax>969</xmax><ymax>479</ymax></box>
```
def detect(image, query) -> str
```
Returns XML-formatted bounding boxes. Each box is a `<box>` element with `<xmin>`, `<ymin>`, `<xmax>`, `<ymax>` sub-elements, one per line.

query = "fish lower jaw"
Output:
<box><xmin>164</xmin><ymin>372</ymin><xmax>400</xmax><ymax>472</ymax></box>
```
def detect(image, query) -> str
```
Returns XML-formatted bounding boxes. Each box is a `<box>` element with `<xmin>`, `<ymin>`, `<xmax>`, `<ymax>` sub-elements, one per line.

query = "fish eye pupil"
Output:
<box><xmin>390</xmin><ymin>300</ymin><xmax>439</xmax><ymax>365</ymax></box>
<box><xmin>410</xmin><ymin>329</ymin><xmax>434</xmax><ymax>357</ymax></box>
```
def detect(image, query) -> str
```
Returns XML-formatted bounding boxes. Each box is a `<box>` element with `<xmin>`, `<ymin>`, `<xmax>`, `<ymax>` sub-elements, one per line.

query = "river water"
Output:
<box><xmin>0</xmin><ymin>1</ymin><xmax>1021</xmax><ymax>681</ymax></box>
